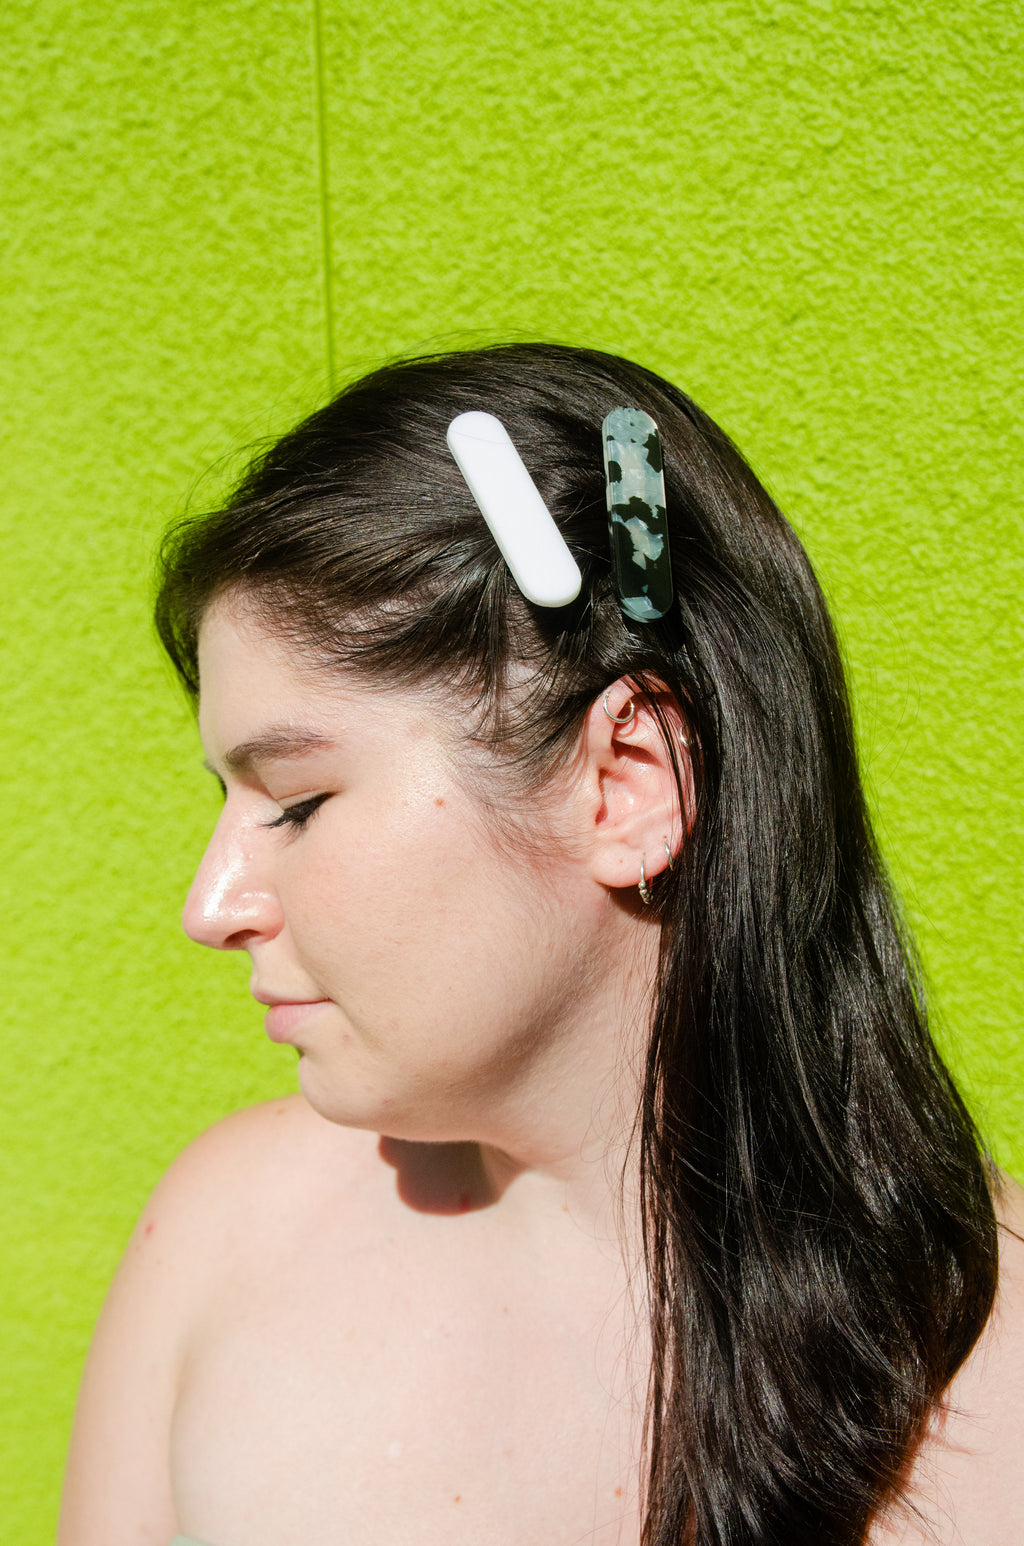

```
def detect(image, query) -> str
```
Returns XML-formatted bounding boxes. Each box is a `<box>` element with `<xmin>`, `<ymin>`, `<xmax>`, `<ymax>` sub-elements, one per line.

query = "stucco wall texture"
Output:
<box><xmin>2</xmin><ymin>1</ymin><xmax>1020</xmax><ymax>1536</ymax></box>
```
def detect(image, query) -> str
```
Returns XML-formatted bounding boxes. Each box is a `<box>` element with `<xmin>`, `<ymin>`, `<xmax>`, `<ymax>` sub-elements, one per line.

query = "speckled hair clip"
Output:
<box><xmin>601</xmin><ymin>408</ymin><xmax>673</xmax><ymax>622</ymax></box>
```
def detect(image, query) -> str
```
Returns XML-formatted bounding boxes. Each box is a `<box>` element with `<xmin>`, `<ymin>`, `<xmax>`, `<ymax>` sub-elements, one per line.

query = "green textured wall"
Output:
<box><xmin>2</xmin><ymin>2</ymin><xmax>1020</xmax><ymax>1537</ymax></box>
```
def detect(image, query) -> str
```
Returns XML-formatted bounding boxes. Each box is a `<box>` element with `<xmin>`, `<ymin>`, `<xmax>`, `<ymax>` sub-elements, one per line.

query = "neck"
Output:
<box><xmin>380</xmin><ymin>913</ymin><xmax>656</xmax><ymax>1252</ymax></box>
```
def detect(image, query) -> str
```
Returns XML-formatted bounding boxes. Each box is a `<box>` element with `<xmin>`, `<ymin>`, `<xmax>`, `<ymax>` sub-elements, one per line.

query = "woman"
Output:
<box><xmin>59</xmin><ymin>344</ymin><xmax>1024</xmax><ymax>1546</ymax></box>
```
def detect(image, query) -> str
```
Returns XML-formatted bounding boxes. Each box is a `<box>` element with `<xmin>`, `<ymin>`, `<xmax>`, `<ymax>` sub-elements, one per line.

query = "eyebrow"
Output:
<box><xmin>213</xmin><ymin>728</ymin><xmax>336</xmax><ymax>775</ymax></box>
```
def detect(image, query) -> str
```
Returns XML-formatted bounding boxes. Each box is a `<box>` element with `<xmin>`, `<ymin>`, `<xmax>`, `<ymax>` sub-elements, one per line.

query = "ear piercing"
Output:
<box><xmin>639</xmin><ymin>840</ymin><xmax>675</xmax><ymax>905</ymax></box>
<box><xmin>603</xmin><ymin>689</ymin><xmax>636</xmax><ymax>725</ymax></box>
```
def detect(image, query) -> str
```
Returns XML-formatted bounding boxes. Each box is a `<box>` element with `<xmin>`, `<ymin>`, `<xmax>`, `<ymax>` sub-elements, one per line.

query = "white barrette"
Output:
<box><xmin>446</xmin><ymin>411</ymin><xmax>583</xmax><ymax>608</ymax></box>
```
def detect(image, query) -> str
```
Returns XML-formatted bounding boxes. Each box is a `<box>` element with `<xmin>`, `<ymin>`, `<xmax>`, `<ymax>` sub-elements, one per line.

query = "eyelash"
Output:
<box><xmin>263</xmin><ymin>793</ymin><xmax>331</xmax><ymax>831</ymax></box>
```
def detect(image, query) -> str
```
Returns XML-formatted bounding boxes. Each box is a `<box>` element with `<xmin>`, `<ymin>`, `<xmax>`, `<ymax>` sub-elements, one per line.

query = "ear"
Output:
<box><xmin>577</xmin><ymin>679</ymin><xmax>693</xmax><ymax>896</ymax></box>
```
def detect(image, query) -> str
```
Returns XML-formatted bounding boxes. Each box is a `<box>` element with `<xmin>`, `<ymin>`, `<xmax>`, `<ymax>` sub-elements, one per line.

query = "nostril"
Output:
<box><xmin>182</xmin><ymin>869</ymin><xmax>283</xmax><ymax>952</ymax></box>
<box><xmin>223</xmin><ymin>928</ymin><xmax>262</xmax><ymax>951</ymax></box>
<box><xmin>182</xmin><ymin>822</ymin><xmax>283</xmax><ymax>950</ymax></box>
<box><xmin>183</xmin><ymin>905</ymin><xmax>263</xmax><ymax>952</ymax></box>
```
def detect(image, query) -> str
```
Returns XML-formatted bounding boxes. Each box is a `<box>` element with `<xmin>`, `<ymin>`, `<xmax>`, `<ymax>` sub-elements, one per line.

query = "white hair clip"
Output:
<box><xmin>446</xmin><ymin>411</ymin><xmax>583</xmax><ymax>608</ymax></box>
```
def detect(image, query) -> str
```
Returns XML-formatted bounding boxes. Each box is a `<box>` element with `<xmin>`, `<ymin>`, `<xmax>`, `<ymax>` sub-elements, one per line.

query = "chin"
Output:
<box><xmin>298</xmin><ymin>1064</ymin><xmax>478</xmax><ymax>1147</ymax></box>
<box><xmin>296</xmin><ymin>1059</ymin><xmax>403</xmax><ymax>1134</ymax></box>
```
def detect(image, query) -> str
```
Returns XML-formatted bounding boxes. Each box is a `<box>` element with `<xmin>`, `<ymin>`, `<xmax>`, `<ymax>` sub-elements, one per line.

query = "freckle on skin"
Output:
<box><xmin>435</xmin><ymin>797</ymin><xmax>445</xmax><ymax>806</ymax></box>
<box><xmin>614</xmin><ymin>1487</ymin><xmax>623</xmax><ymax>1497</ymax></box>
<box><xmin>454</xmin><ymin>1495</ymin><xmax>461</xmax><ymax>1503</ymax></box>
<box><xmin>144</xmin><ymin>1222</ymin><xmax>154</xmax><ymax>1236</ymax></box>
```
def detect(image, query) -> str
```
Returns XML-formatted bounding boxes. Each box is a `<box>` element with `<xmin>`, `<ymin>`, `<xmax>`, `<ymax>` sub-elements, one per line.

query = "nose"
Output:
<box><xmin>182</xmin><ymin>810</ymin><xmax>283</xmax><ymax>950</ymax></box>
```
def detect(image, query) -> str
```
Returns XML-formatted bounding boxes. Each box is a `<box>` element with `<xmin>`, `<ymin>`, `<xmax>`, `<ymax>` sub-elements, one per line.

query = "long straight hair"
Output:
<box><xmin>156</xmin><ymin>343</ymin><xmax>998</xmax><ymax>1544</ymax></box>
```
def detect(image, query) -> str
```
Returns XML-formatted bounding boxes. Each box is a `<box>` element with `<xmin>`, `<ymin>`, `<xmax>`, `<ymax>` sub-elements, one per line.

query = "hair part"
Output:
<box><xmin>157</xmin><ymin>342</ymin><xmax>998</xmax><ymax>1545</ymax></box>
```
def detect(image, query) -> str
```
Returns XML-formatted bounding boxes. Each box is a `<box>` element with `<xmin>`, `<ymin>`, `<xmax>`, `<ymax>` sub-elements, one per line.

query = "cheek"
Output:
<box><xmin>286</xmin><ymin>795</ymin><xmax>481</xmax><ymax>958</ymax></box>
<box><xmin>313</xmin><ymin>797</ymin><xmax>538</xmax><ymax>1007</ymax></box>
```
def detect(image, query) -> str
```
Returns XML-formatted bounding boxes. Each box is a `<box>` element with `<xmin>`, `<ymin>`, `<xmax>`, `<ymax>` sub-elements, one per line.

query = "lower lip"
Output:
<box><xmin>264</xmin><ymin>1000</ymin><xmax>331</xmax><ymax>1043</ymax></box>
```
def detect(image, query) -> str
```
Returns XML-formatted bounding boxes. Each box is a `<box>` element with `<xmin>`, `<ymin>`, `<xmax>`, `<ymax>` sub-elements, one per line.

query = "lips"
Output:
<box><xmin>252</xmin><ymin>987</ymin><xmax>331</xmax><ymax>1044</ymax></box>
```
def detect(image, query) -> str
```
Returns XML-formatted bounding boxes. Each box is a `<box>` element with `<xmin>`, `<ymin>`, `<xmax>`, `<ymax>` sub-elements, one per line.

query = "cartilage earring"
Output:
<box><xmin>603</xmin><ymin>689</ymin><xmax>636</xmax><ymax>725</ymax></box>
<box><xmin>638</xmin><ymin>856</ymin><xmax>654</xmax><ymax>906</ymax></box>
<box><xmin>663</xmin><ymin>840</ymin><xmax>674</xmax><ymax>870</ymax></box>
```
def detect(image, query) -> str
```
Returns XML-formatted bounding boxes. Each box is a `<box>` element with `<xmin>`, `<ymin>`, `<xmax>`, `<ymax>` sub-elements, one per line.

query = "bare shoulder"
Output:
<box><xmin>968</xmin><ymin>1169</ymin><xmax>1024</xmax><ymax>1384</ymax></box>
<box><xmin>993</xmin><ymin>1166</ymin><xmax>1024</xmax><ymax>1254</ymax></box>
<box><xmin>123</xmin><ymin>1096</ymin><xmax>379</xmax><ymax>1287</ymax></box>
<box><xmin>986</xmin><ymin>1167</ymin><xmax>1024</xmax><ymax>1368</ymax></box>
<box><xmin>152</xmin><ymin>1092</ymin><xmax>375</xmax><ymax>1213</ymax></box>
<box><xmin>160</xmin><ymin>1090</ymin><xmax>376</xmax><ymax>1182</ymax></box>
<box><xmin>874</xmin><ymin>1170</ymin><xmax>1024</xmax><ymax>1545</ymax></box>
<box><xmin>58</xmin><ymin>1098</ymin><xmax>377</xmax><ymax>1546</ymax></box>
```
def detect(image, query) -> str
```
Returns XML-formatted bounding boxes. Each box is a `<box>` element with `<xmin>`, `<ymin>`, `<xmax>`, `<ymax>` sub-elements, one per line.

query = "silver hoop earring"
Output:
<box><xmin>638</xmin><ymin>856</ymin><xmax>654</xmax><ymax>906</ymax></box>
<box><xmin>663</xmin><ymin>839</ymin><xmax>674</xmax><ymax>871</ymax></box>
<box><xmin>603</xmin><ymin>689</ymin><xmax>636</xmax><ymax>725</ymax></box>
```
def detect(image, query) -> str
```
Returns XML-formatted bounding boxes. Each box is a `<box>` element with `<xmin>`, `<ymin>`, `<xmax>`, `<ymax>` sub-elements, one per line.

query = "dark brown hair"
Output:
<box><xmin>157</xmin><ymin>343</ymin><xmax>998</xmax><ymax>1545</ymax></box>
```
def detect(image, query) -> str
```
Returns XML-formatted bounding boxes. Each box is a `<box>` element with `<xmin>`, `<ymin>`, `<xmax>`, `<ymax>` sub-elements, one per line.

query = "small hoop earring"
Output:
<box><xmin>638</xmin><ymin>855</ymin><xmax>653</xmax><ymax>906</ymax></box>
<box><xmin>663</xmin><ymin>839</ymin><xmax>674</xmax><ymax>870</ymax></box>
<box><xmin>603</xmin><ymin>689</ymin><xmax>636</xmax><ymax>725</ymax></box>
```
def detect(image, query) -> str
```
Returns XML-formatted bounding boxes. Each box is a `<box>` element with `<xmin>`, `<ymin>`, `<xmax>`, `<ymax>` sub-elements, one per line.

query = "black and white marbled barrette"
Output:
<box><xmin>601</xmin><ymin>408</ymin><xmax>673</xmax><ymax>622</ymax></box>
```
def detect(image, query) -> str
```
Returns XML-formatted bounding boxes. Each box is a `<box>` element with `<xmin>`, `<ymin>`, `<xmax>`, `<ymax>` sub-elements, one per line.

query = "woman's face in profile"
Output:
<box><xmin>186</xmin><ymin>598</ymin><xmax>605</xmax><ymax>1141</ymax></box>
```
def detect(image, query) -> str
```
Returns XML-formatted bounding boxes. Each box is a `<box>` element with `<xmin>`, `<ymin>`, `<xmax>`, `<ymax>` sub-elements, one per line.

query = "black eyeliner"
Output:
<box><xmin>263</xmin><ymin>793</ymin><xmax>331</xmax><ymax>831</ymax></box>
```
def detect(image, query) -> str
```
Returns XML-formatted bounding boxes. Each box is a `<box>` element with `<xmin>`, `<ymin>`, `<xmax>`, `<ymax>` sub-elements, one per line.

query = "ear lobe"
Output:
<box><xmin>581</xmin><ymin>679</ymin><xmax>692</xmax><ymax>896</ymax></box>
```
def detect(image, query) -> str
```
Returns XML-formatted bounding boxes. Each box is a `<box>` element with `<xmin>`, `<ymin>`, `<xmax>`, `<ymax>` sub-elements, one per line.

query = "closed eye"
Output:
<box><xmin>263</xmin><ymin>793</ymin><xmax>332</xmax><ymax>831</ymax></box>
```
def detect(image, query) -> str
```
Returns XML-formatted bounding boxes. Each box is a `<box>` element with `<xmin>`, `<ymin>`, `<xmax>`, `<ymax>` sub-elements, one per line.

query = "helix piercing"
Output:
<box><xmin>638</xmin><ymin>855</ymin><xmax>654</xmax><ymax>906</ymax></box>
<box><xmin>664</xmin><ymin>840</ymin><xmax>674</xmax><ymax>870</ymax></box>
<box><xmin>603</xmin><ymin>689</ymin><xmax>636</xmax><ymax>725</ymax></box>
